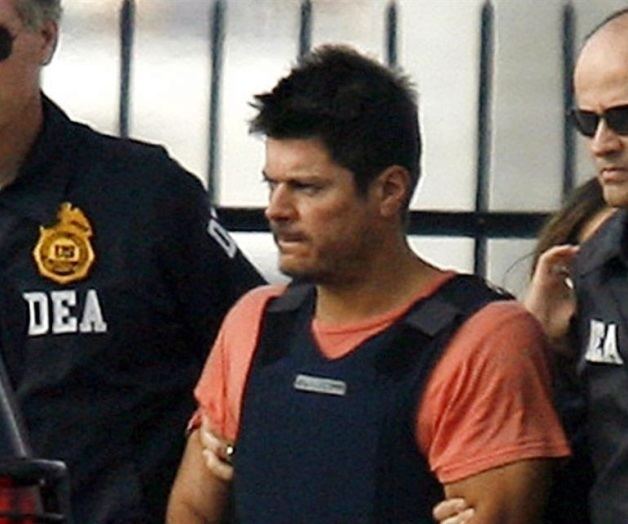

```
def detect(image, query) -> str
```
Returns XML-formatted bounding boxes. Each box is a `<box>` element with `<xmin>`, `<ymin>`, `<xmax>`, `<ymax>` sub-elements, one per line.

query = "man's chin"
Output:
<box><xmin>278</xmin><ymin>261</ymin><xmax>323</xmax><ymax>284</ymax></box>
<box><xmin>602</xmin><ymin>186</ymin><xmax>628</xmax><ymax>209</ymax></box>
<box><xmin>279</xmin><ymin>265</ymin><xmax>312</xmax><ymax>281</ymax></box>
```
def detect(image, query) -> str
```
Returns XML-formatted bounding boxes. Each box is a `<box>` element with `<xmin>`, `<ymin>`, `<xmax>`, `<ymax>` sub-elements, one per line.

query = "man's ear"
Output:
<box><xmin>39</xmin><ymin>20</ymin><xmax>59</xmax><ymax>66</ymax></box>
<box><xmin>374</xmin><ymin>166</ymin><xmax>411</xmax><ymax>218</ymax></box>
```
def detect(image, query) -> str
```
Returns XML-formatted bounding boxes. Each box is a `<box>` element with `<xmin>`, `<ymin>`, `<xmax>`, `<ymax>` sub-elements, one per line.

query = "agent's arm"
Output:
<box><xmin>166</xmin><ymin>428</ymin><xmax>231</xmax><ymax>524</ymax></box>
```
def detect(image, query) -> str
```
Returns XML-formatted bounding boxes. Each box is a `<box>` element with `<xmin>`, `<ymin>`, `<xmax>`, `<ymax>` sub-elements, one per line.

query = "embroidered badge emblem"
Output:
<box><xmin>33</xmin><ymin>203</ymin><xmax>95</xmax><ymax>284</ymax></box>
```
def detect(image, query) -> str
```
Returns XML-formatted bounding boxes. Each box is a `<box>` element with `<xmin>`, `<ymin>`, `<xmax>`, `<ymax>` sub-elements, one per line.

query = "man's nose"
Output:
<box><xmin>265</xmin><ymin>184</ymin><xmax>295</xmax><ymax>222</ymax></box>
<box><xmin>590</xmin><ymin>119</ymin><xmax>624</xmax><ymax>158</ymax></box>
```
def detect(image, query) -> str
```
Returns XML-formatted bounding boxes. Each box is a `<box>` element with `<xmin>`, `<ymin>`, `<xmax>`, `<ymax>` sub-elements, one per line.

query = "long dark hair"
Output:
<box><xmin>531</xmin><ymin>178</ymin><xmax>606</xmax><ymax>275</ymax></box>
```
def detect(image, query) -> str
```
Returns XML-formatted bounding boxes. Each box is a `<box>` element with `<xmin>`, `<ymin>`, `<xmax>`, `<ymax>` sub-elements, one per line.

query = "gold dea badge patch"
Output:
<box><xmin>33</xmin><ymin>203</ymin><xmax>95</xmax><ymax>284</ymax></box>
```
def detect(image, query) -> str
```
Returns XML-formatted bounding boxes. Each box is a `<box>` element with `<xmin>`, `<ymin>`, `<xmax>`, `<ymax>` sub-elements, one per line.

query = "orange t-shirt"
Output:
<box><xmin>194</xmin><ymin>272</ymin><xmax>570</xmax><ymax>483</ymax></box>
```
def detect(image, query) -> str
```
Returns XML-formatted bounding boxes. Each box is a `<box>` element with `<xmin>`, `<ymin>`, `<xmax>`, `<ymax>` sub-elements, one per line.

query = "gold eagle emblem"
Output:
<box><xmin>33</xmin><ymin>203</ymin><xmax>95</xmax><ymax>284</ymax></box>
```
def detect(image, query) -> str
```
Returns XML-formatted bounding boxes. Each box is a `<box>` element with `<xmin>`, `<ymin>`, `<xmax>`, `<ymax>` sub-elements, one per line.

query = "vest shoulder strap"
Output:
<box><xmin>404</xmin><ymin>273</ymin><xmax>512</xmax><ymax>336</ymax></box>
<box><xmin>266</xmin><ymin>282</ymin><xmax>314</xmax><ymax>314</ymax></box>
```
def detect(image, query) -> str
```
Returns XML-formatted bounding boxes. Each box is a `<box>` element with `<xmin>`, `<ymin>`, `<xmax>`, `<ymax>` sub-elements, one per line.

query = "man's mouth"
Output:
<box><xmin>272</xmin><ymin>230</ymin><xmax>308</xmax><ymax>248</ymax></box>
<box><xmin>600</xmin><ymin>166</ymin><xmax>628</xmax><ymax>183</ymax></box>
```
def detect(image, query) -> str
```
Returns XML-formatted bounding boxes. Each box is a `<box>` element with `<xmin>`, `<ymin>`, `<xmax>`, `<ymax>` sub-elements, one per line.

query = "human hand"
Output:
<box><xmin>199</xmin><ymin>416</ymin><xmax>234</xmax><ymax>481</ymax></box>
<box><xmin>432</xmin><ymin>498</ymin><xmax>475</xmax><ymax>524</ymax></box>
<box><xmin>523</xmin><ymin>244</ymin><xmax>579</xmax><ymax>353</ymax></box>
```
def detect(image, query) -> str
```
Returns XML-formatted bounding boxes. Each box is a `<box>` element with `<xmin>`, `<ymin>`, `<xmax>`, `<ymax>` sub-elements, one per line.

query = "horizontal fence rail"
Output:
<box><xmin>218</xmin><ymin>208</ymin><xmax>550</xmax><ymax>239</ymax></box>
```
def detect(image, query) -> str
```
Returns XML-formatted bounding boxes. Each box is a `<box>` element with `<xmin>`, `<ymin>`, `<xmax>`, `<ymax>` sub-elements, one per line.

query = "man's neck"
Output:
<box><xmin>0</xmin><ymin>94</ymin><xmax>44</xmax><ymax>188</ymax></box>
<box><xmin>314</xmin><ymin>248</ymin><xmax>444</xmax><ymax>325</ymax></box>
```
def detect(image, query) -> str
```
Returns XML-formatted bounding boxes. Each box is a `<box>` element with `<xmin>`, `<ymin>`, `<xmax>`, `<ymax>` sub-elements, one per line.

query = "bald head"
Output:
<box><xmin>577</xmin><ymin>11</ymin><xmax>628</xmax><ymax>79</ymax></box>
<box><xmin>585</xmin><ymin>8</ymin><xmax>628</xmax><ymax>42</ymax></box>
<box><xmin>574</xmin><ymin>9</ymin><xmax>628</xmax><ymax>209</ymax></box>
<box><xmin>575</xmin><ymin>12</ymin><xmax>628</xmax><ymax>112</ymax></box>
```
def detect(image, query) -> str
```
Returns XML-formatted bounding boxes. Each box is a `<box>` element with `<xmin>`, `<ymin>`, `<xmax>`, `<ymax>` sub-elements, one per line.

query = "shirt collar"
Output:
<box><xmin>577</xmin><ymin>208</ymin><xmax>628</xmax><ymax>275</ymax></box>
<box><xmin>0</xmin><ymin>94</ymin><xmax>77</xmax><ymax>224</ymax></box>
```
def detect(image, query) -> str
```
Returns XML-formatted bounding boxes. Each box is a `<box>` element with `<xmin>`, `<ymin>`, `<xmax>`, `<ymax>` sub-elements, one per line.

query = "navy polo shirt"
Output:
<box><xmin>0</xmin><ymin>96</ymin><xmax>263</xmax><ymax>523</ymax></box>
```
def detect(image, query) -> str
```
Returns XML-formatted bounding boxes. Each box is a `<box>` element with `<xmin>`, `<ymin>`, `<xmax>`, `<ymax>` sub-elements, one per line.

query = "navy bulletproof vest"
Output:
<box><xmin>233</xmin><ymin>275</ymin><xmax>509</xmax><ymax>523</ymax></box>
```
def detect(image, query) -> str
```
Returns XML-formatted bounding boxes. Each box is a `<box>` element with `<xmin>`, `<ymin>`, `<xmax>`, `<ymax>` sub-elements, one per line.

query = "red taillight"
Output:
<box><xmin>0</xmin><ymin>477</ymin><xmax>40</xmax><ymax>523</ymax></box>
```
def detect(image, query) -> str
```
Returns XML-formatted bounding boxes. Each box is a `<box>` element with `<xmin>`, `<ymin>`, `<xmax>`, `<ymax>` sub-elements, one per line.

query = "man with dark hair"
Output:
<box><xmin>0</xmin><ymin>0</ymin><xmax>263</xmax><ymax>522</ymax></box>
<box><xmin>248</xmin><ymin>46</ymin><xmax>421</xmax><ymax>201</ymax></box>
<box><xmin>167</xmin><ymin>45</ymin><xmax>569</xmax><ymax>523</ymax></box>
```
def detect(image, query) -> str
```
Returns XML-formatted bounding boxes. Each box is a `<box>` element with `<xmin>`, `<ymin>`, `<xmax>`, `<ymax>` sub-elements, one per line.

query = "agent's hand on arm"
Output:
<box><xmin>433</xmin><ymin>498</ymin><xmax>474</xmax><ymax>524</ymax></box>
<box><xmin>199</xmin><ymin>416</ymin><xmax>235</xmax><ymax>482</ymax></box>
<box><xmin>524</xmin><ymin>244</ymin><xmax>579</xmax><ymax>354</ymax></box>
<box><xmin>167</xmin><ymin>425</ymin><xmax>231</xmax><ymax>524</ymax></box>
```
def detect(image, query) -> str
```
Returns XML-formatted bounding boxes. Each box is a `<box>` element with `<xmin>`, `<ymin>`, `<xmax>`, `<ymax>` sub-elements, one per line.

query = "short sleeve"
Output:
<box><xmin>193</xmin><ymin>285</ymin><xmax>285</xmax><ymax>441</ymax></box>
<box><xmin>418</xmin><ymin>301</ymin><xmax>570</xmax><ymax>483</ymax></box>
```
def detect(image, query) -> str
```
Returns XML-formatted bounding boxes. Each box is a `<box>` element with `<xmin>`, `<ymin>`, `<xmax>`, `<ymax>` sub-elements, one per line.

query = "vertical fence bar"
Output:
<box><xmin>474</xmin><ymin>0</ymin><xmax>494</xmax><ymax>277</ymax></box>
<box><xmin>118</xmin><ymin>0</ymin><xmax>135</xmax><ymax>138</ymax></box>
<box><xmin>208</xmin><ymin>0</ymin><xmax>226</xmax><ymax>205</ymax></box>
<box><xmin>385</xmin><ymin>1</ymin><xmax>398</xmax><ymax>67</ymax></box>
<box><xmin>562</xmin><ymin>1</ymin><xmax>576</xmax><ymax>198</ymax></box>
<box><xmin>299</xmin><ymin>0</ymin><xmax>312</xmax><ymax>59</ymax></box>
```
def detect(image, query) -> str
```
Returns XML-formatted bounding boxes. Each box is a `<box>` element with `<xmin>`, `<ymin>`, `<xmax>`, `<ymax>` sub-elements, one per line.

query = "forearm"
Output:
<box><xmin>443</xmin><ymin>459</ymin><xmax>554</xmax><ymax>524</ymax></box>
<box><xmin>167</xmin><ymin>482</ymin><xmax>228</xmax><ymax>524</ymax></box>
<box><xmin>167</xmin><ymin>429</ymin><xmax>231</xmax><ymax>523</ymax></box>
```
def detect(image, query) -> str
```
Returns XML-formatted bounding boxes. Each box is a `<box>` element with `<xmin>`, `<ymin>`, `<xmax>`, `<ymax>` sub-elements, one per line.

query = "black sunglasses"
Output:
<box><xmin>0</xmin><ymin>25</ymin><xmax>16</xmax><ymax>62</ymax></box>
<box><xmin>571</xmin><ymin>104</ymin><xmax>628</xmax><ymax>137</ymax></box>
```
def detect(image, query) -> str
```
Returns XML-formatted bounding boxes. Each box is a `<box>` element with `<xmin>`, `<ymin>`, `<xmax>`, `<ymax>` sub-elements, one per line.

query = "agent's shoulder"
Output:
<box><xmin>577</xmin><ymin>209</ymin><xmax>627</xmax><ymax>276</ymax></box>
<box><xmin>83</xmin><ymin>126</ymin><xmax>180</xmax><ymax>171</ymax></box>
<box><xmin>71</xmin><ymin>120</ymin><xmax>198</xmax><ymax>191</ymax></box>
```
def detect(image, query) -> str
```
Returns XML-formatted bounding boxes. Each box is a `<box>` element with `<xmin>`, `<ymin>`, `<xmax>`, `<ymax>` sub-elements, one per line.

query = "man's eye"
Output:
<box><xmin>296</xmin><ymin>183</ymin><xmax>320</xmax><ymax>195</ymax></box>
<box><xmin>263</xmin><ymin>179</ymin><xmax>278</xmax><ymax>192</ymax></box>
